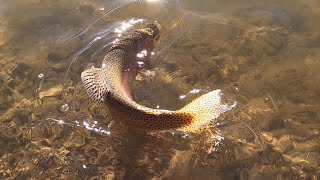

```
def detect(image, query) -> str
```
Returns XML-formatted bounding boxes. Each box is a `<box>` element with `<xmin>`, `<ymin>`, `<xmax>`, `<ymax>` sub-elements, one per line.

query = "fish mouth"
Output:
<box><xmin>146</xmin><ymin>21</ymin><xmax>161</xmax><ymax>41</ymax></box>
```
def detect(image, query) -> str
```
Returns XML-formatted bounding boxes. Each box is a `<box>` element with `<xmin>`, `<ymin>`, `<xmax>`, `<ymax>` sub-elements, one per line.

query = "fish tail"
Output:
<box><xmin>81</xmin><ymin>68</ymin><xmax>108</xmax><ymax>104</ymax></box>
<box><xmin>176</xmin><ymin>89</ymin><xmax>225</xmax><ymax>132</ymax></box>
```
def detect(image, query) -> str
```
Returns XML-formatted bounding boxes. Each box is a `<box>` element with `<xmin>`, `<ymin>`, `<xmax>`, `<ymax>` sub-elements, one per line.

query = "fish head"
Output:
<box><xmin>146</xmin><ymin>21</ymin><xmax>161</xmax><ymax>42</ymax></box>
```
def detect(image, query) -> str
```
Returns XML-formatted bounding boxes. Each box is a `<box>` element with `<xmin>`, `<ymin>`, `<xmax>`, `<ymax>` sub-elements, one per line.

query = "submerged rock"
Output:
<box><xmin>38</xmin><ymin>84</ymin><xmax>63</xmax><ymax>100</ymax></box>
<box><xmin>10</xmin><ymin>107</ymin><xmax>32</xmax><ymax>125</ymax></box>
<box><xmin>284</xmin><ymin>118</ymin><xmax>314</xmax><ymax>139</ymax></box>
<box><xmin>0</xmin><ymin>16</ymin><xmax>8</xmax><ymax>47</ymax></box>
<box><xmin>0</xmin><ymin>75</ymin><xmax>4</xmax><ymax>89</ymax></box>
<box><xmin>4</xmin><ymin>76</ymin><xmax>15</xmax><ymax>89</ymax></box>
<box><xmin>277</xmin><ymin>135</ymin><xmax>294</xmax><ymax>153</ymax></box>
<box><xmin>64</xmin><ymin>133</ymin><xmax>86</xmax><ymax>148</ymax></box>
<box><xmin>8</xmin><ymin>63</ymin><xmax>33</xmax><ymax>78</ymax></box>
<box><xmin>46</xmin><ymin>52</ymin><xmax>64</xmax><ymax>63</ymax></box>
<box><xmin>104</xmin><ymin>148</ymin><xmax>116</xmax><ymax>159</ymax></box>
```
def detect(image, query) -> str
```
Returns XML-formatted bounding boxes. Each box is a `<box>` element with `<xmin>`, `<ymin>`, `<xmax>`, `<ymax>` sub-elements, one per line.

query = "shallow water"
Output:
<box><xmin>0</xmin><ymin>0</ymin><xmax>320</xmax><ymax>179</ymax></box>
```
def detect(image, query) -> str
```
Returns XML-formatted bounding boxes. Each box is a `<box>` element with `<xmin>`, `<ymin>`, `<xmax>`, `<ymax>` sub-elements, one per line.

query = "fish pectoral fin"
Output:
<box><xmin>81</xmin><ymin>68</ymin><xmax>108</xmax><ymax>104</ymax></box>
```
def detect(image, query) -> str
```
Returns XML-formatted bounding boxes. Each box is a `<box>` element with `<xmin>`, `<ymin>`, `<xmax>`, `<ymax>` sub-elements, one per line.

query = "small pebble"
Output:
<box><xmin>0</xmin><ymin>76</ymin><xmax>4</xmax><ymax>89</ymax></box>
<box><xmin>5</xmin><ymin>76</ymin><xmax>15</xmax><ymax>89</ymax></box>
<box><xmin>105</xmin><ymin>148</ymin><xmax>116</xmax><ymax>159</ymax></box>
<box><xmin>290</xmin><ymin>165</ymin><xmax>303</xmax><ymax>175</ymax></box>
<box><xmin>106</xmin><ymin>172</ymin><xmax>115</xmax><ymax>180</ymax></box>
<box><xmin>278</xmin><ymin>135</ymin><xmax>293</xmax><ymax>153</ymax></box>
<box><xmin>261</xmin><ymin>132</ymin><xmax>274</xmax><ymax>142</ymax></box>
<box><xmin>9</xmin><ymin>63</ymin><xmax>32</xmax><ymax>78</ymax></box>
<box><xmin>38</xmin><ymin>85</ymin><xmax>63</xmax><ymax>99</ymax></box>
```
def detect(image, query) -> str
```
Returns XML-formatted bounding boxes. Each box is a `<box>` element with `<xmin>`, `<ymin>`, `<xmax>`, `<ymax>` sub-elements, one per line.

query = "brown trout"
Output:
<box><xmin>81</xmin><ymin>22</ymin><xmax>223</xmax><ymax>132</ymax></box>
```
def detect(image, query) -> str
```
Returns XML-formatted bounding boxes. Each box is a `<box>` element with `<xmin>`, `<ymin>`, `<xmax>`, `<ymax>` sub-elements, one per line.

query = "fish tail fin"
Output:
<box><xmin>81</xmin><ymin>68</ymin><xmax>108</xmax><ymax>104</ymax></box>
<box><xmin>177</xmin><ymin>89</ymin><xmax>229</xmax><ymax>132</ymax></box>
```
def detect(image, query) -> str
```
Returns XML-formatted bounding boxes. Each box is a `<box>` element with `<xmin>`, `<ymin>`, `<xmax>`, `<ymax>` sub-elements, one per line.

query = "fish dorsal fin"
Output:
<box><xmin>81</xmin><ymin>68</ymin><xmax>108</xmax><ymax>104</ymax></box>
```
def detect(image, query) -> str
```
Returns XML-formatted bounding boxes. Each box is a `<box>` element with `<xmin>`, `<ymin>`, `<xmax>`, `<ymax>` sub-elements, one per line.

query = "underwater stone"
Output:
<box><xmin>50</xmin><ymin>63</ymin><xmax>65</xmax><ymax>72</ymax></box>
<box><xmin>8</xmin><ymin>63</ymin><xmax>32</xmax><ymax>78</ymax></box>
<box><xmin>286</xmin><ymin>119</ymin><xmax>314</xmax><ymax>139</ymax></box>
<box><xmin>39</xmin><ymin>84</ymin><xmax>63</xmax><ymax>99</ymax></box>
<box><xmin>0</xmin><ymin>75</ymin><xmax>4</xmax><ymax>89</ymax></box>
<box><xmin>278</xmin><ymin>135</ymin><xmax>294</xmax><ymax>153</ymax></box>
<box><xmin>78</xmin><ymin>4</ymin><xmax>94</xmax><ymax>14</ymax></box>
<box><xmin>146</xmin><ymin>168</ymin><xmax>155</xmax><ymax>174</ymax></box>
<box><xmin>1</xmin><ymin>87</ymin><xmax>13</xmax><ymax>96</ymax></box>
<box><xmin>0</xmin><ymin>96</ymin><xmax>13</xmax><ymax>111</ymax></box>
<box><xmin>12</xmin><ymin>108</ymin><xmax>32</xmax><ymax>124</ymax></box>
<box><xmin>5</xmin><ymin>76</ymin><xmax>15</xmax><ymax>89</ymax></box>
<box><xmin>106</xmin><ymin>172</ymin><xmax>115</xmax><ymax>180</ymax></box>
<box><xmin>290</xmin><ymin>165</ymin><xmax>304</xmax><ymax>176</ymax></box>
<box><xmin>260</xmin><ymin>111</ymin><xmax>284</xmax><ymax>131</ymax></box>
<box><xmin>111</xmin><ymin>159</ymin><xmax>119</xmax><ymax>166</ymax></box>
<box><xmin>46</xmin><ymin>52</ymin><xmax>64</xmax><ymax>63</ymax></box>
<box><xmin>261</xmin><ymin>132</ymin><xmax>274</xmax><ymax>142</ymax></box>
<box><xmin>31</xmin><ymin>113</ymin><xmax>39</xmax><ymax>122</ymax></box>
<box><xmin>105</xmin><ymin>148</ymin><xmax>116</xmax><ymax>159</ymax></box>
<box><xmin>64</xmin><ymin>134</ymin><xmax>86</xmax><ymax>148</ymax></box>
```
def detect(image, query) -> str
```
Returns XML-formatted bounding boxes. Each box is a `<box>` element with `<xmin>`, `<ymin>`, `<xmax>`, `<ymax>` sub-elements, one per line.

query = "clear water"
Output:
<box><xmin>0</xmin><ymin>0</ymin><xmax>319</xmax><ymax>179</ymax></box>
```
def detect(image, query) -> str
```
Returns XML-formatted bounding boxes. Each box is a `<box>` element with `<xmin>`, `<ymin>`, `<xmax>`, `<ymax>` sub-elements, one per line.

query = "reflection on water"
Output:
<box><xmin>0</xmin><ymin>0</ymin><xmax>320</xmax><ymax>179</ymax></box>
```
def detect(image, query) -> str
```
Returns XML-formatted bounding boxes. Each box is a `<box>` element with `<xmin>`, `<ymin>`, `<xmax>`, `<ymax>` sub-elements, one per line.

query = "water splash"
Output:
<box><xmin>64</xmin><ymin>18</ymin><xmax>147</xmax><ymax>77</ymax></box>
<box><xmin>63</xmin><ymin>0</ymin><xmax>187</xmax><ymax>79</ymax></box>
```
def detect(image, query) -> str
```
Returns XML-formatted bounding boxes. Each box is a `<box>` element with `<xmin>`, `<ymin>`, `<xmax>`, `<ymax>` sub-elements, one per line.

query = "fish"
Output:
<box><xmin>81</xmin><ymin>22</ymin><xmax>225</xmax><ymax>132</ymax></box>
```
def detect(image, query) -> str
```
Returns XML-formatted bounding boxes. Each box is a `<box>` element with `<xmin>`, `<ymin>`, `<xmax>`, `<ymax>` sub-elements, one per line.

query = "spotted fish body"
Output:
<box><xmin>81</xmin><ymin>22</ymin><xmax>223</xmax><ymax>132</ymax></box>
